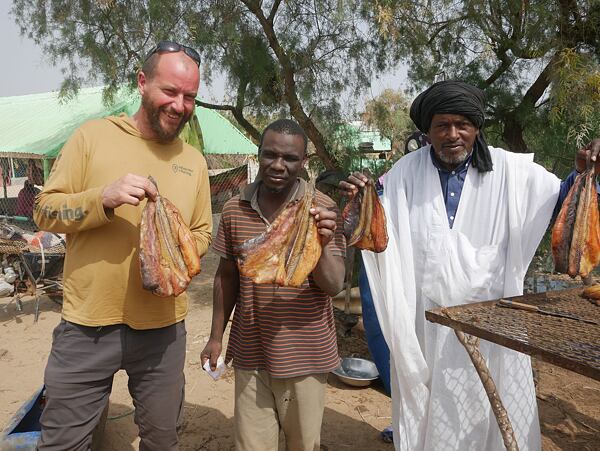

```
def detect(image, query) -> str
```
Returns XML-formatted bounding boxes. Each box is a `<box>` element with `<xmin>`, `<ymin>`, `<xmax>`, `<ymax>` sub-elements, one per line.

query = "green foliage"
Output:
<box><xmin>326</xmin><ymin>123</ymin><xmax>362</xmax><ymax>174</ymax></box>
<box><xmin>363</xmin><ymin>0</ymin><xmax>600</xmax><ymax>165</ymax></box>
<box><xmin>20</xmin><ymin>1</ymin><xmax>600</xmax><ymax>172</ymax></box>
<box><xmin>12</xmin><ymin>0</ymin><xmax>196</xmax><ymax>99</ymax></box>
<box><xmin>11</xmin><ymin>0</ymin><xmax>382</xmax><ymax>169</ymax></box>
<box><xmin>361</xmin><ymin>88</ymin><xmax>412</xmax><ymax>153</ymax></box>
<box><xmin>549</xmin><ymin>49</ymin><xmax>600</xmax><ymax>150</ymax></box>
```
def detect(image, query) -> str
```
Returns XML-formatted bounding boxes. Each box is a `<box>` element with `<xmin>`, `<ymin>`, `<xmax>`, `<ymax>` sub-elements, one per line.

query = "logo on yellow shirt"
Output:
<box><xmin>172</xmin><ymin>164</ymin><xmax>193</xmax><ymax>176</ymax></box>
<box><xmin>35</xmin><ymin>204</ymin><xmax>87</xmax><ymax>221</ymax></box>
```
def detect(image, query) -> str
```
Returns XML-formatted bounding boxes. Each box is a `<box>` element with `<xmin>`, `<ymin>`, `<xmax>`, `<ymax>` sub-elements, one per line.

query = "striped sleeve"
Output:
<box><xmin>211</xmin><ymin>198</ymin><xmax>236</xmax><ymax>260</ymax></box>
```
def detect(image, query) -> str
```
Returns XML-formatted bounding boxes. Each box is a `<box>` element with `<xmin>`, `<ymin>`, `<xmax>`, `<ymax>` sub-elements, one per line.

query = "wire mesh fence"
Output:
<box><xmin>0</xmin><ymin>154</ymin><xmax>257</xmax><ymax>308</ymax></box>
<box><xmin>0</xmin><ymin>155</ymin><xmax>259</xmax><ymax>232</ymax></box>
<box><xmin>206</xmin><ymin>154</ymin><xmax>258</xmax><ymax>214</ymax></box>
<box><xmin>0</xmin><ymin>157</ymin><xmax>43</xmax><ymax>232</ymax></box>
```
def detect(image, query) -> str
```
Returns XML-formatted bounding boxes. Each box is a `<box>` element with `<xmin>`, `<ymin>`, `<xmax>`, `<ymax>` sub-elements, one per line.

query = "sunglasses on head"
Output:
<box><xmin>144</xmin><ymin>40</ymin><xmax>201</xmax><ymax>66</ymax></box>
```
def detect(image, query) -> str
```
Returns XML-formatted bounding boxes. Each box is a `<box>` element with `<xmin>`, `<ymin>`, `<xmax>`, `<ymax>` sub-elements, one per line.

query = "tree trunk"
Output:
<box><xmin>501</xmin><ymin>113</ymin><xmax>528</xmax><ymax>153</ymax></box>
<box><xmin>500</xmin><ymin>53</ymin><xmax>558</xmax><ymax>154</ymax></box>
<box><xmin>242</xmin><ymin>0</ymin><xmax>340</xmax><ymax>170</ymax></box>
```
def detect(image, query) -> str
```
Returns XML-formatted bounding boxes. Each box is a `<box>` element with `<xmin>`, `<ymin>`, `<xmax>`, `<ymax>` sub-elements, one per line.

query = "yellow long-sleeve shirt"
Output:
<box><xmin>34</xmin><ymin>114</ymin><xmax>212</xmax><ymax>329</ymax></box>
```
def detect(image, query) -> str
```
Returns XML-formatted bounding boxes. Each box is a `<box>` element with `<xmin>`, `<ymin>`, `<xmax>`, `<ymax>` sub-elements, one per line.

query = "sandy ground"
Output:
<box><xmin>0</xmin><ymin>248</ymin><xmax>598</xmax><ymax>450</ymax></box>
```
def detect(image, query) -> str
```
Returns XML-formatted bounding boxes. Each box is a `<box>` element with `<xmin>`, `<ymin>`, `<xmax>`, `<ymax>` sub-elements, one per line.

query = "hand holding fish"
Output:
<box><xmin>338</xmin><ymin>171</ymin><xmax>388</xmax><ymax>253</ymax></box>
<box><xmin>310</xmin><ymin>206</ymin><xmax>337</xmax><ymax>246</ymax></box>
<box><xmin>338</xmin><ymin>171</ymin><xmax>371</xmax><ymax>199</ymax></box>
<box><xmin>102</xmin><ymin>173</ymin><xmax>158</xmax><ymax>209</ymax></box>
<box><xmin>575</xmin><ymin>139</ymin><xmax>600</xmax><ymax>174</ymax></box>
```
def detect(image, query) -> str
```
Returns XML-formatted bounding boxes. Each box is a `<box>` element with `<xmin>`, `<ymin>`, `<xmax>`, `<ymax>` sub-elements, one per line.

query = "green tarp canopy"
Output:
<box><xmin>0</xmin><ymin>86</ymin><xmax>257</xmax><ymax>161</ymax></box>
<box><xmin>194</xmin><ymin>104</ymin><xmax>257</xmax><ymax>155</ymax></box>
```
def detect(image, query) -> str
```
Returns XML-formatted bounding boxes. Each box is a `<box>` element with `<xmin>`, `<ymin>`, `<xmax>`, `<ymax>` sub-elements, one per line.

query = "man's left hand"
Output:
<box><xmin>576</xmin><ymin>139</ymin><xmax>600</xmax><ymax>174</ymax></box>
<box><xmin>310</xmin><ymin>207</ymin><xmax>337</xmax><ymax>246</ymax></box>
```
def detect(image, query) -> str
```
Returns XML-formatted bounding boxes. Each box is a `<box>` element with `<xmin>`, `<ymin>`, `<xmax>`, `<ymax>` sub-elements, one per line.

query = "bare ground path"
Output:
<box><xmin>0</xmin><ymin>247</ymin><xmax>598</xmax><ymax>450</ymax></box>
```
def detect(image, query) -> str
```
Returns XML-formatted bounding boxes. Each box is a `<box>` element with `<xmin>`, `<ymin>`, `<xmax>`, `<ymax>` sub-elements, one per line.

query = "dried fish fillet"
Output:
<box><xmin>582</xmin><ymin>283</ymin><xmax>600</xmax><ymax>300</ymax></box>
<box><xmin>342</xmin><ymin>182</ymin><xmax>388</xmax><ymax>252</ymax></box>
<box><xmin>575</xmin><ymin>170</ymin><xmax>600</xmax><ymax>277</ymax></box>
<box><xmin>237</xmin><ymin>188</ymin><xmax>322</xmax><ymax>287</ymax></box>
<box><xmin>552</xmin><ymin>172</ymin><xmax>585</xmax><ymax>274</ymax></box>
<box><xmin>140</xmin><ymin>177</ymin><xmax>201</xmax><ymax>297</ymax></box>
<box><xmin>552</xmin><ymin>169</ymin><xmax>600</xmax><ymax>278</ymax></box>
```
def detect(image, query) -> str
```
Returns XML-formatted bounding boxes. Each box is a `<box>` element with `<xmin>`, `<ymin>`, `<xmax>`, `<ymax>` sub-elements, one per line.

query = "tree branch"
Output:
<box><xmin>520</xmin><ymin>53</ymin><xmax>559</xmax><ymax>108</ymax></box>
<box><xmin>484</xmin><ymin>49</ymin><xmax>512</xmax><ymax>86</ymax></box>
<box><xmin>268</xmin><ymin>0</ymin><xmax>282</xmax><ymax>25</ymax></box>
<box><xmin>501</xmin><ymin>53</ymin><xmax>560</xmax><ymax>152</ymax></box>
<box><xmin>427</xmin><ymin>14</ymin><xmax>470</xmax><ymax>45</ymax></box>
<box><xmin>195</xmin><ymin>100</ymin><xmax>237</xmax><ymax>111</ymax></box>
<box><xmin>195</xmin><ymin>99</ymin><xmax>261</xmax><ymax>143</ymax></box>
<box><xmin>241</xmin><ymin>0</ymin><xmax>337</xmax><ymax>169</ymax></box>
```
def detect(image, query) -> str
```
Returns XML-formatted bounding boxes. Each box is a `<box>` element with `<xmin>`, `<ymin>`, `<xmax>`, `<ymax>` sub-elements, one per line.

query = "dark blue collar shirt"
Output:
<box><xmin>429</xmin><ymin>147</ymin><xmax>473</xmax><ymax>229</ymax></box>
<box><xmin>428</xmin><ymin>147</ymin><xmax>581</xmax><ymax>229</ymax></box>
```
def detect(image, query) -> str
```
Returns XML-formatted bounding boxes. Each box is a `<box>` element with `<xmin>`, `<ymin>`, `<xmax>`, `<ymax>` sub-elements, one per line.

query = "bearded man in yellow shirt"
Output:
<box><xmin>33</xmin><ymin>41</ymin><xmax>212</xmax><ymax>450</ymax></box>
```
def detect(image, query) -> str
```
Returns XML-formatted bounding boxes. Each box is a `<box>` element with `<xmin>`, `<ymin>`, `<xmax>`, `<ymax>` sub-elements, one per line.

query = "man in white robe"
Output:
<box><xmin>340</xmin><ymin>81</ymin><xmax>600</xmax><ymax>451</ymax></box>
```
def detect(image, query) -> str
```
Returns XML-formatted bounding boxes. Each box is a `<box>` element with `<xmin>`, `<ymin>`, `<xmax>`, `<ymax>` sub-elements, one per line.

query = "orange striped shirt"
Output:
<box><xmin>212</xmin><ymin>178</ymin><xmax>345</xmax><ymax>377</ymax></box>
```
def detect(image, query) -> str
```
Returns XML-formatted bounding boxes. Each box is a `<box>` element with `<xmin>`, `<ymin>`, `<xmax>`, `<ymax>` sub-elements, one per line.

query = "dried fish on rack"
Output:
<box><xmin>237</xmin><ymin>187</ymin><xmax>322</xmax><ymax>287</ymax></box>
<box><xmin>139</xmin><ymin>177</ymin><xmax>201</xmax><ymax>297</ymax></box>
<box><xmin>552</xmin><ymin>169</ymin><xmax>600</xmax><ymax>278</ymax></box>
<box><xmin>342</xmin><ymin>181</ymin><xmax>388</xmax><ymax>253</ymax></box>
<box><xmin>582</xmin><ymin>284</ymin><xmax>600</xmax><ymax>306</ymax></box>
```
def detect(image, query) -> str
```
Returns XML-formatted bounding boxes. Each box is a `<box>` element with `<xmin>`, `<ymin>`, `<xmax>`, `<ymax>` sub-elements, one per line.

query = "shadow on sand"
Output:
<box><xmin>101</xmin><ymin>400</ymin><xmax>392</xmax><ymax>451</ymax></box>
<box><xmin>538</xmin><ymin>393</ymin><xmax>600</xmax><ymax>451</ymax></box>
<box><xmin>0</xmin><ymin>294</ymin><xmax>61</xmax><ymax>325</ymax></box>
<box><xmin>102</xmin><ymin>401</ymin><xmax>235</xmax><ymax>451</ymax></box>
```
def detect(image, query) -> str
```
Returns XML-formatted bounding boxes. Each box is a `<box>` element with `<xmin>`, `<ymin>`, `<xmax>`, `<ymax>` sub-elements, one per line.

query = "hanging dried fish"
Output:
<box><xmin>342</xmin><ymin>181</ymin><xmax>388</xmax><ymax>252</ymax></box>
<box><xmin>552</xmin><ymin>172</ymin><xmax>586</xmax><ymax>274</ymax></box>
<box><xmin>237</xmin><ymin>187</ymin><xmax>322</xmax><ymax>287</ymax></box>
<box><xmin>569</xmin><ymin>170</ymin><xmax>600</xmax><ymax>277</ymax></box>
<box><xmin>552</xmin><ymin>169</ymin><xmax>600</xmax><ymax>278</ymax></box>
<box><xmin>140</xmin><ymin>177</ymin><xmax>201</xmax><ymax>297</ymax></box>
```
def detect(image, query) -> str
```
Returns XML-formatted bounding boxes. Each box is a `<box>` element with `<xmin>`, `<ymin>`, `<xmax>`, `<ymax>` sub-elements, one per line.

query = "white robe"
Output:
<box><xmin>362</xmin><ymin>145</ymin><xmax>561</xmax><ymax>451</ymax></box>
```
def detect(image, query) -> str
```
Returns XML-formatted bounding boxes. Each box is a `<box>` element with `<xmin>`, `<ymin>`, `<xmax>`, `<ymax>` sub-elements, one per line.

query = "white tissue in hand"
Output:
<box><xmin>203</xmin><ymin>356</ymin><xmax>226</xmax><ymax>380</ymax></box>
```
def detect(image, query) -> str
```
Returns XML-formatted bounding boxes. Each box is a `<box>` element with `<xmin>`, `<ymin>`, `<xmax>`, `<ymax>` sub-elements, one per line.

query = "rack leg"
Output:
<box><xmin>33</xmin><ymin>292</ymin><xmax>40</xmax><ymax>322</ymax></box>
<box><xmin>442</xmin><ymin>309</ymin><xmax>520</xmax><ymax>451</ymax></box>
<box><xmin>18</xmin><ymin>254</ymin><xmax>41</xmax><ymax>322</ymax></box>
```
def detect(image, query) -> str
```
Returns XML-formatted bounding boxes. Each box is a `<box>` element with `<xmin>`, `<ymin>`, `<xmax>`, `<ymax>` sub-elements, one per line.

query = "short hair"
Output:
<box><xmin>141</xmin><ymin>53</ymin><xmax>160</xmax><ymax>80</ymax></box>
<box><xmin>259</xmin><ymin>119</ymin><xmax>308</xmax><ymax>154</ymax></box>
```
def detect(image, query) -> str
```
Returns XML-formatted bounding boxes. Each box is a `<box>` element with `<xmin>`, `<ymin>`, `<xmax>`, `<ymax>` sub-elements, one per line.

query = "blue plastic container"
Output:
<box><xmin>0</xmin><ymin>386</ymin><xmax>106</xmax><ymax>450</ymax></box>
<box><xmin>0</xmin><ymin>386</ymin><xmax>44</xmax><ymax>450</ymax></box>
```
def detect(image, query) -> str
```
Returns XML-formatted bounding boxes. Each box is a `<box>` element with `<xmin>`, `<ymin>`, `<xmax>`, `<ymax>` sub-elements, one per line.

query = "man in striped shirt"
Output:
<box><xmin>201</xmin><ymin>119</ymin><xmax>346</xmax><ymax>451</ymax></box>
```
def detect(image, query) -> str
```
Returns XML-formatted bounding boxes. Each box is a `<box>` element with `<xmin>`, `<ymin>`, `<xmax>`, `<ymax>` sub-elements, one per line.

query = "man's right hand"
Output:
<box><xmin>338</xmin><ymin>171</ymin><xmax>371</xmax><ymax>198</ymax></box>
<box><xmin>201</xmin><ymin>337</ymin><xmax>223</xmax><ymax>371</ymax></box>
<box><xmin>576</xmin><ymin>139</ymin><xmax>600</xmax><ymax>174</ymax></box>
<box><xmin>102</xmin><ymin>174</ymin><xmax>158</xmax><ymax>209</ymax></box>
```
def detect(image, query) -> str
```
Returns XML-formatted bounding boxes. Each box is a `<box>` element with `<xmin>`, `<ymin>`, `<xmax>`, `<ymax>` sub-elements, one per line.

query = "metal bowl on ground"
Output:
<box><xmin>332</xmin><ymin>357</ymin><xmax>379</xmax><ymax>387</ymax></box>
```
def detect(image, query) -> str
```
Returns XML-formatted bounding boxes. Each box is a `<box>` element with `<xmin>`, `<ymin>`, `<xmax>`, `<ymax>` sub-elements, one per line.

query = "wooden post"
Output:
<box><xmin>442</xmin><ymin>309</ymin><xmax>520</xmax><ymax>451</ymax></box>
<box><xmin>2</xmin><ymin>162</ymin><xmax>6</xmax><ymax>200</ymax></box>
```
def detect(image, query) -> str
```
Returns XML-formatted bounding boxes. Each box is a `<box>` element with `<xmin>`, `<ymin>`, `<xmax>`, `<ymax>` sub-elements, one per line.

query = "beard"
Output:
<box><xmin>142</xmin><ymin>96</ymin><xmax>191</xmax><ymax>143</ymax></box>
<box><xmin>434</xmin><ymin>146</ymin><xmax>471</xmax><ymax>167</ymax></box>
<box><xmin>258</xmin><ymin>172</ymin><xmax>296</xmax><ymax>195</ymax></box>
<box><xmin>263</xmin><ymin>184</ymin><xmax>285</xmax><ymax>194</ymax></box>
